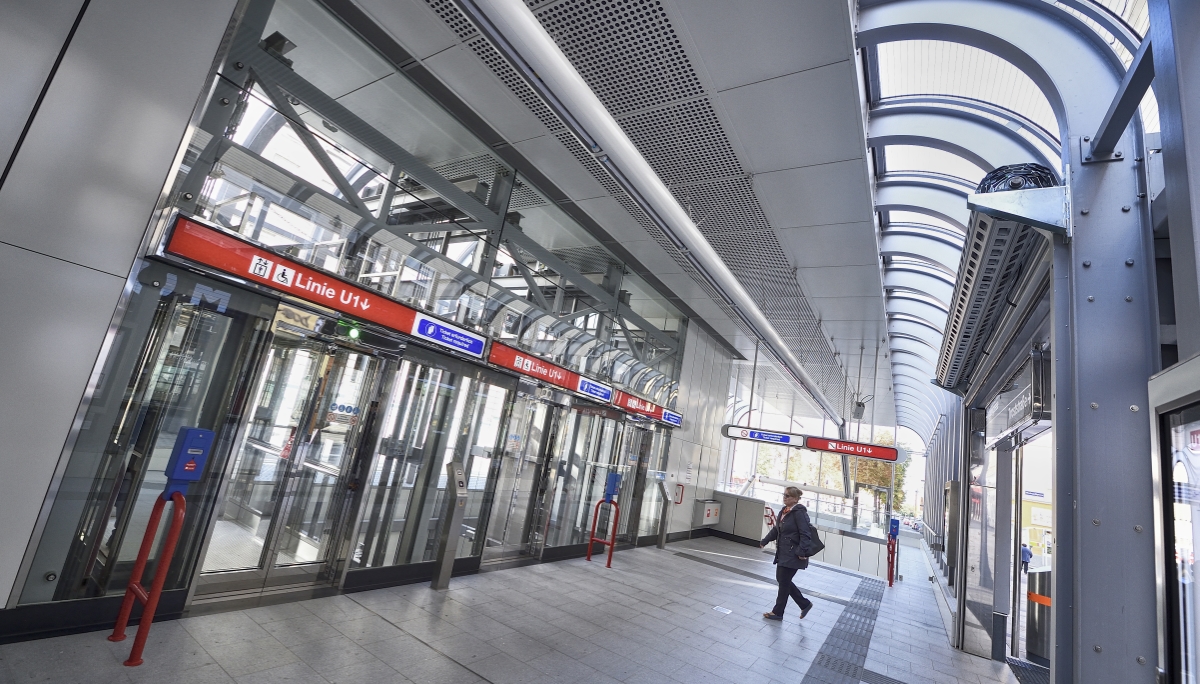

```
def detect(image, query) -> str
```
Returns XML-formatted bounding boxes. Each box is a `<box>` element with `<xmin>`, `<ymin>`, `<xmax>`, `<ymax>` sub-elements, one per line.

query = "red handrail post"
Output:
<box><xmin>886</xmin><ymin>537</ymin><xmax>896</xmax><ymax>587</ymax></box>
<box><xmin>585</xmin><ymin>499</ymin><xmax>620</xmax><ymax>568</ymax></box>
<box><xmin>108</xmin><ymin>492</ymin><xmax>186</xmax><ymax>666</ymax></box>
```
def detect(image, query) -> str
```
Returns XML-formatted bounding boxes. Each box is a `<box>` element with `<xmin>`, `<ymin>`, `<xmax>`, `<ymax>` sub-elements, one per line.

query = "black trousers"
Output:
<box><xmin>773</xmin><ymin>565</ymin><xmax>812</xmax><ymax>615</ymax></box>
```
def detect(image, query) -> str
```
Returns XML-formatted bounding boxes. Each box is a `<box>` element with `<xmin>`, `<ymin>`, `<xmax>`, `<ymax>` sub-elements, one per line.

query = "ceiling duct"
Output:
<box><xmin>935</xmin><ymin>164</ymin><xmax>1058</xmax><ymax>393</ymax></box>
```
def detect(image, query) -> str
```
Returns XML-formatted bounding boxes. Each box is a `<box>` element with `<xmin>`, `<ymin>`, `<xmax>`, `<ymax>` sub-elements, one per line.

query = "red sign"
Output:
<box><xmin>166</xmin><ymin>216</ymin><xmax>420</xmax><ymax>334</ymax></box>
<box><xmin>488</xmin><ymin>342</ymin><xmax>578</xmax><ymax>389</ymax></box>
<box><xmin>805</xmin><ymin>437</ymin><xmax>899</xmax><ymax>462</ymax></box>
<box><xmin>612</xmin><ymin>390</ymin><xmax>663</xmax><ymax>421</ymax></box>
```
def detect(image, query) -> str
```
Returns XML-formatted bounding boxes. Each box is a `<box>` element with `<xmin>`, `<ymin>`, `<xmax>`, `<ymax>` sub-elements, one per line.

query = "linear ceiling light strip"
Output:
<box><xmin>458</xmin><ymin>0</ymin><xmax>844</xmax><ymax>425</ymax></box>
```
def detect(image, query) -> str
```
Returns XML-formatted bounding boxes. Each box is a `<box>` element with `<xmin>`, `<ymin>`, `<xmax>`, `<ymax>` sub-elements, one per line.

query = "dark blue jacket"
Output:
<box><xmin>761</xmin><ymin>504</ymin><xmax>813</xmax><ymax>570</ymax></box>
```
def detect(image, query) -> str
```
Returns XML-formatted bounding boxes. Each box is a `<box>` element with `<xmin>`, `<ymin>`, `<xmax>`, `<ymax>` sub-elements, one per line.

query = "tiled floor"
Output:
<box><xmin>0</xmin><ymin>538</ymin><xmax>1019</xmax><ymax>684</ymax></box>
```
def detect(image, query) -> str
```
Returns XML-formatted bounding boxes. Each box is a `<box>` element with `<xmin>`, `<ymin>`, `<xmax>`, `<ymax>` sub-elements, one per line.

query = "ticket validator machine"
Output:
<box><xmin>431</xmin><ymin>461</ymin><xmax>470</xmax><ymax>590</ymax></box>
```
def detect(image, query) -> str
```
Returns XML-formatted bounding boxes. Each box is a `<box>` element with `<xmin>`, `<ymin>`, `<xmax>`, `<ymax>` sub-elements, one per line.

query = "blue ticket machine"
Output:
<box><xmin>163</xmin><ymin>427</ymin><xmax>214</xmax><ymax>498</ymax></box>
<box><xmin>604</xmin><ymin>472</ymin><xmax>622</xmax><ymax>503</ymax></box>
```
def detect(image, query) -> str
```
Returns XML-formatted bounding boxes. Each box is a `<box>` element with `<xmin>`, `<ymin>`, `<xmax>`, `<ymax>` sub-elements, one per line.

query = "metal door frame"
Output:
<box><xmin>188</xmin><ymin>328</ymin><xmax>388</xmax><ymax>600</ymax></box>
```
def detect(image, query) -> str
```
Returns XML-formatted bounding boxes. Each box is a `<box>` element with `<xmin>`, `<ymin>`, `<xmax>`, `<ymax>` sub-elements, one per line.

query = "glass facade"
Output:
<box><xmin>16</xmin><ymin>0</ymin><xmax>683</xmax><ymax>608</ymax></box>
<box><xmin>1166</xmin><ymin>402</ymin><xmax>1200</xmax><ymax>683</ymax></box>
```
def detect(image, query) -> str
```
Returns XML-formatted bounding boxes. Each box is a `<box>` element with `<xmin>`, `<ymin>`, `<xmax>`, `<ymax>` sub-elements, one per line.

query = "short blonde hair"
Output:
<box><xmin>784</xmin><ymin>486</ymin><xmax>803</xmax><ymax>499</ymax></box>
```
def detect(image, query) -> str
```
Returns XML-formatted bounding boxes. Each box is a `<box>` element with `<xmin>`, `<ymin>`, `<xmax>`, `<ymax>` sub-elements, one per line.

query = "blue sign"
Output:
<box><xmin>721</xmin><ymin>424</ymin><xmax>804</xmax><ymax>446</ymax></box>
<box><xmin>411</xmin><ymin>313</ymin><xmax>486</xmax><ymax>358</ymax></box>
<box><xmin>576</xmin><ymin>377</ymin><xmax>613</xmax><ymax>402</ymax></box>
<box><xmin>163</xmin><ymin>427</ymin><xmax>214</xmax><ymax>498</ymax></box>
<box><xmin>661</xmin><ymin>410</ymin><xmax>683</xmax><ymax>427</ymax></box>
<box><xmin>750</xmin><ymin>430</ymin><xmax>791</xmax><ymax>444</ymax></box>
<box><xmin>889</xmin><ymin>518</ymin><xmax>900</xmax><ymax>539</ymax></box>
<box><xmin>604</xmin><ymin>472</ymin><xmax>622</xmax><ymax>502</ymax></box>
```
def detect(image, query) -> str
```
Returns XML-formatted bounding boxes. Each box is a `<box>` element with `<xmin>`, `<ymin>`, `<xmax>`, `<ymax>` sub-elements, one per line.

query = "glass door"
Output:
<box><xmin>481</xmin><ymin>390</ymin><xmax>555</xmax><ymax>561</ymax></box>
<box><xmin>530</xmin><ymin>403</ymin><xmax>625</xmax><ymax>555</ymax></box>
<box><xmin>616</xmin><ymin>423</ymin><xmax>654</xmax><ymax>544</ymax></box>
<box><xmin>347</xmin><ymin>345</ymin><xmax>515</xmax><ymax>577</ymax></box>
<box><xmin>197</xmin><ymin>332</ymin><xmax>381</xmax><ymax>594</ymax></box>
<box><xmin>1164</xmin><ymin>402</ymin><xmax>1200</xmax><ymax>683</ymax></box>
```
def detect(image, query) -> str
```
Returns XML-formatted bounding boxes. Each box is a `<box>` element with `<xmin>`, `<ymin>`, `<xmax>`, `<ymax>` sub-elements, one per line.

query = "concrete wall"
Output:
<box><xmin>662</xmin><ymin>325</ymin><xmax>732</xmax><ymax>534</ymax></box>
<box><xmin>0</xmin><ymin>0</ymin><xmax>237</xmax><ymax>604</ymax></box>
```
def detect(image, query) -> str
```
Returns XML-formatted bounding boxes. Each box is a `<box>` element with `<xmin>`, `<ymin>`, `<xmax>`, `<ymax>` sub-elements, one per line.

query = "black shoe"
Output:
<box><xmin>762</xmin><ymin>612</ymin><xmax>783</xmax><ymax>621</ymax></box>
<box><xmin>799</xmin><ymin>603</ymin><xmax>813</xmax><ymax>619</ymax></box>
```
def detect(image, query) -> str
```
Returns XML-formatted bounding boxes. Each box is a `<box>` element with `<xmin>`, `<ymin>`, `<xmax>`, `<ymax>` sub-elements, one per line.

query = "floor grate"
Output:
<box><xmin>1007</xmin><ymin>658</ymin><xmax>1051</xmax><ymax>684</ymax></box>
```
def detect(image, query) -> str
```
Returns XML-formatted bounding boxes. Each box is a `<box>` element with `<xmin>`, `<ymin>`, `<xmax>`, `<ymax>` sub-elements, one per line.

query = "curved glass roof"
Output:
<box><xmin>881</xmin><ymin>145</ymin><xmax>987</xmax><ymax>186</ymax></box>
<box><xmin>876</xmin><ymin>40</ymin><xmax>1059</xmax><ymax>137</ymax></box>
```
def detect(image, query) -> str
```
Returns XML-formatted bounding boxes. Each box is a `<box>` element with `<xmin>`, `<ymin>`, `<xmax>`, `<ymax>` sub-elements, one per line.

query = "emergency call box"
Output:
<box><xmin>604</xmin><ymin>472</ymin><xmax>622</xmax><ymax>502</ymax></box>
<box><xmin>450</xmin><ymin>465</ymin><xmax>469</xmax><ymax>497</ymax></box>
<box><xmin>165</xmin><ymin>427</ymin><xmax>214</xmax><ymax>484</ymax></box>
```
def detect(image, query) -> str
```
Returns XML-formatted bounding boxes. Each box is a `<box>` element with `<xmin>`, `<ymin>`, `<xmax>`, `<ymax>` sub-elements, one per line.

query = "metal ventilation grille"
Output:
<box><xmin>467</xmin><ymin>37</ymin><xmax>565</xmax><ymax>133</ymax></box>
<box><xmin>427</xmin><ymin>0</ymin><xmax>478</xmax><ymax>40</ymax></box>
<box><xmin>619</xmin><ymin>99</ymin><xmax>743</xmax><ymax>185</ymax></box>
<box><xmin>936</xmin><ymin>216</ymin><xmax>1041</xmax><ymax>389</ymax></box>
<box><xmin>532</xmin><ymin>0</ymin><xmax>705</xmax><ymax>115</ymax></box>
<box><xmin>432</xmin><ymin>153</ymin><xmax>502</xmax><ymax>204</ymax></box>
<box><xmin>552</xmin><ymin>244</ymin><xmax>621</xmax><ymax>274</ymax></box>
<box><xmin>673</xmin><ymin>177</ymin><xmax>772</xmax><ymax>234</ymax></box>
<box><xmin>508</xmin><ymin>180</ymin><xmax>547</xmax><ymax>210</ymax></box>
<box><xmin>936</xmin><ymin>164</ymin><xmax>1055</xmax><ymax>390</ymax></box>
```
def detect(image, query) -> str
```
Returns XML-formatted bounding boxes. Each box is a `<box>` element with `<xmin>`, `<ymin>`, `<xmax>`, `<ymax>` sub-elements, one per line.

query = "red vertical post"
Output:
<box><xmin>108</xmin><ymin>492</ymin><xmax>187</xmax><ymax>666</ymax></box>
<box><xmin>585</xmin><ymin>500</ymin><xmax>620</xmax><ymax>568</ymax></box>
<box><xmin>886</xmin><ymin>537</ymin><xmax>896</xmax><ymax>587</ymax></box>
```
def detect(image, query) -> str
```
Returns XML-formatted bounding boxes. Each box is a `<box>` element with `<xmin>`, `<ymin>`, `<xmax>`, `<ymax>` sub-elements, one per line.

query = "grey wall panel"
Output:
<box><xmin>0</xmin><ymin>1</ymin><xmax>87</xmax><ymax>173</ymax></box>
<box><xmin>0</xmin><ymin>243</ymin><xmax>124</xmax><ymax>598</ymax></box>
<box><xmin>0</xmin><ymin>0</ymin><xmax>237</xmax><ymax>277</ymax></box>
<box><xmin>665</xmin><ymin>325</ymin><xmax>732</xmax><ymax>533</ymax></box>
<box><xmin>0</xmin><ymin>0</ymin><xmax>238</xmax><ymax>601</ymax></box>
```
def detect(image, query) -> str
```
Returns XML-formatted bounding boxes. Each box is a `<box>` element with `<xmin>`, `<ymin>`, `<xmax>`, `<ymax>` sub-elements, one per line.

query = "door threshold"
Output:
<box><xmin>478</xmin><ymin>555</ymin><xmax>541</xmax><ymax>572</ymax></box>
<box><xmin>187</xmin><ymin>583</ymin><xmax>340</xmax><ymax>617</ymax></box>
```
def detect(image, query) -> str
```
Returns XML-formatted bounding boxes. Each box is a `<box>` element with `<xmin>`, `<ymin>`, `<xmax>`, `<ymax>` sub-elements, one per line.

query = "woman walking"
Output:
<box><xmin>760</xmin><ymin>486</ymin><xmax>815</xmax><ymax>621</ymax></box>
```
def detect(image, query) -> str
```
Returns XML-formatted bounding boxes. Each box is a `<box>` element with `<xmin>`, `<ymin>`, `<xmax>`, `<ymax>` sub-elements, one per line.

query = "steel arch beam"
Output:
<box><xmin>869</xmin><ymin>104</ymin><xmax>1057</xmax><ymax>170</ymax></box>
<box><xmin>880</xmin><ymin>231</ymin><xmax>963</xmax><ymax>275</ymax></box>
<box><xmin>893</xmin><ymin>391</ymin><xmax>941</xmax><ymax>428</ymax></box>
<box><xmin>888</xmin><ymin>318</ymin><xmax>945</xmax><ymax>346</ymax></box>
<box><xmin>887</xmin><ymin>293</ymin><xmax>949</xmax><ymax>328</ymax></box>
<box><xmin>883</xmin><ymin>267</ymin><xmax>955</xmax><ymax>308</ymax></box>
<box><xmin>859</xmin><ymin>0</ymin><xmax>1127</xmax><ymax>139</ymax></box>
<box><xmin>875</xmin><ymin>182</ymin><xmax>970</xmax><ymax>231</ymax></box>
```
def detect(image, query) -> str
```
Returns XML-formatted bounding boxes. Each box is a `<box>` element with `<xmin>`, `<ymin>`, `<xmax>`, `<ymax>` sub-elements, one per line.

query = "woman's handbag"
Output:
<box><xmin>803</xmin><ymin>521</ymin><xmax>826</xmax><ymax>557</ymax></box>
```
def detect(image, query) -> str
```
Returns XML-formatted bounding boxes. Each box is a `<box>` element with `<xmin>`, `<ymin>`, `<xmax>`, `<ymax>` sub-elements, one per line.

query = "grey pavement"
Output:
<box><xmin>0</xmin><ymin>537</ymin><xmax>1019</xmax><ymax>684</ymax></box>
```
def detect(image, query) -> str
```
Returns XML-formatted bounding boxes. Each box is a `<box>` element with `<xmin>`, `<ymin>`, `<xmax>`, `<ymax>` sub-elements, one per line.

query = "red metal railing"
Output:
<box><xmin>585</xmin><ymin>499</ymin><xmax>620</xmax><ymax>568</ymax></box>
<box><xmin>108</xmin><ymin>492</ymin><xmax>186</xmax><ymax>666</ymax></box>
<box><xmin>886</xmin><ymin>537</ymin><xmax>897</xmax><ymax>587</ymax></box>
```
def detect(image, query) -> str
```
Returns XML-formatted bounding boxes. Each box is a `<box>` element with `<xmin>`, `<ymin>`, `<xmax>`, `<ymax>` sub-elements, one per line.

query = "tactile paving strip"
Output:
<box><xmin>802</xmin><ymin>577</ymin><xmax>886</xmax><ymax>684</ymax></box>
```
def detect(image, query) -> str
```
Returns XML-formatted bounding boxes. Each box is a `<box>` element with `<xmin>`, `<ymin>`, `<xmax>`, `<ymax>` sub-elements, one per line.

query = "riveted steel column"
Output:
<box><xmin>1148</xmin><ymin>0</ymin><xmax>1200</xmax><ymax>357</ymax></box>
<box><xmin>1052</xmin><ymin>131</ymin><xmax>1159</xmax><ymax>683</ymax></box>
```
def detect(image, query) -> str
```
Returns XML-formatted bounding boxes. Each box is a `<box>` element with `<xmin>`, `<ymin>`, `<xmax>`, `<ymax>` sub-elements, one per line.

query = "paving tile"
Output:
<box><xmin>8</xmin><ymin>537</ymin><xmax>1022</xmax><ymax>684</ymax></box>
<box><xmin>286</xmin><ymin>635</ymin><xmax>377</xmax><ymax>675</ymax></box>
<box><xmin>233</xmin><ymin>661</ymin><xmax>328</xmax><ymax>684</ymax></box>
<box><xmin>465</xmin><ymin>653</ymin><xmax>542</xmax><ymax>684</ymax></box>
<box><xmin>321</xmin><ymin>658</ymin><xmax>410</xmax><ymax>684</ymax></box>
<box><xmin>207</xmin><ymin>635</ymin><xmax>299</xmax><ymax>677</ymax></box>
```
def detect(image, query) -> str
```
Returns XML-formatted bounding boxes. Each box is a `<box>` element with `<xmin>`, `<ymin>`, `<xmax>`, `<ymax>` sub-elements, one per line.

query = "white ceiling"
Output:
<box><xmin>663</xmin><ymin>0</ymin><xmax>892</xmax><ymax>424</ymax></box>
<box><xmin>355</xmin><ymin>0</ymin><xmax>894</xmax><ymax>426</ymax></box>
